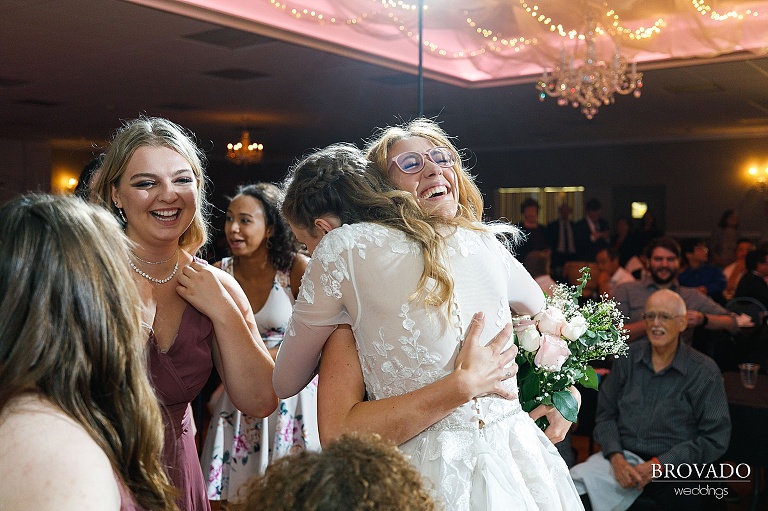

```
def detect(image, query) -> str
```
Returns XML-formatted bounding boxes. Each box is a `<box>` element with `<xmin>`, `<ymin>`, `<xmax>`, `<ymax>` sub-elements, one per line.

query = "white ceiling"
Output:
<box><xmin>2</xmin><ymin>0</ymin><xmax>768</xmax><ymax>165</ymax></box>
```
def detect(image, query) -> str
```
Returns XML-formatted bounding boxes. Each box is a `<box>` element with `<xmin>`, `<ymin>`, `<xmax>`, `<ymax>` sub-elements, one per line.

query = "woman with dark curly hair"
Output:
<box><xmin>230</xmin><ymin>433</ymin><xmax>437</xmax><ymax>511</ymax></box>
<box><xmin>201</xmin><ymin>183</ymin><xmax>317</xmax><ymax>505</ymax></box>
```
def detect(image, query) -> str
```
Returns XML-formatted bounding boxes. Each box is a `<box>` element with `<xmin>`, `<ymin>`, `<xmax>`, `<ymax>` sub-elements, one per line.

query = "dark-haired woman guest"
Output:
<box><xmin>201</xmin><ymin>183</ymin><xmax>318</xmax><ymax>505</ymax></box>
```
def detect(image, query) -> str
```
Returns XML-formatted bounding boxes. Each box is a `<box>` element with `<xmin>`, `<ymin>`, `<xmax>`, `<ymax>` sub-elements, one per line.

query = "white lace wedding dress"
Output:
<box><xmin>276</xmin><ymin>222</ymin><xmax>584</xmax><ymax>511</ymax></box>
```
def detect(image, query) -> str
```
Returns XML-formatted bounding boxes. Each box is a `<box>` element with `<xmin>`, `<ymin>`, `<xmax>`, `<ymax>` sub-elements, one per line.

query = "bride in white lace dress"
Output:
<box><xmin>275</xmin><ymin>130</ymin><xmax>584</xmax><ymax>510</ymax></box>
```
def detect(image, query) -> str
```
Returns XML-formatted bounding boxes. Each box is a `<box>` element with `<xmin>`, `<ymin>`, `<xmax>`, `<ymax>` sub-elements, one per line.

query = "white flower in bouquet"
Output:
<box><xmin>562</xmin><ymin>315</ymin><xmax>588</xmax><ymax>341</ymax></box>
<box><xmin>514</xmin><ymin>319</ymin><xmax>542</xmax><ymax>352</ymax></box>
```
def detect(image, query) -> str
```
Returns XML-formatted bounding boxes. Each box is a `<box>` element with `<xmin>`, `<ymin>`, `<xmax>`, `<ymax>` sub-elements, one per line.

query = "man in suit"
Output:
<box><xmin>547</xmin><ymin>202</ymin><xmax>577</xmax><ymax>280</ymax></box>
<box><xmin>516</xmin><ymin>197</ymin><xmax>550</xmax><ymax>263</ymax></box>
<box><xmin>574</xmin><ymin>198</ymin><xmax>610</xmax><ymax>262</ymax></box>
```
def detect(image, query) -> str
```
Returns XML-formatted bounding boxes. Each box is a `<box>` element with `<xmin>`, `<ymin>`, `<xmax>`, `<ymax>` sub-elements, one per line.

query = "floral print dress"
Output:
<box><xmin>200</xmin><ymin>257</ymin><xmax>320</xmax><ymax>502</ymax></box>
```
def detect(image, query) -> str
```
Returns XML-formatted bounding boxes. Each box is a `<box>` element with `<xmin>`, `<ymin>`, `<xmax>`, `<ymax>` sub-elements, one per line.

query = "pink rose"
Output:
<box><xmin>534</xmin><ymin>334</ymin><xmax>571</xmax><ymax>371</ymax></box>
<box><xmin>535</xmin><ymin>307</ymin><xmax>567</xmax><ymax>337</ymax></box>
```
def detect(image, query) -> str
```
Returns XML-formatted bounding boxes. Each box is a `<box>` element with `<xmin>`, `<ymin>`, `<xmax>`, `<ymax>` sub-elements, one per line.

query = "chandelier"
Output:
<box><xmin>226</xmin><ymin>130</ymin><xmax>263</xmax><ymax>165</ymax></box>
<box><xmin>535</xmin><ymin>16</ymin><xmax>642</xmax><ymax>120</ymax></box>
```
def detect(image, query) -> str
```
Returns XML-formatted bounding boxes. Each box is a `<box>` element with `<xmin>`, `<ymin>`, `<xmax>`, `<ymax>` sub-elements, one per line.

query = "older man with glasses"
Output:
<box><xmin>570</xmin><ymin>289</ymin><xmax>731</xmax><ymax>511</ymax></box>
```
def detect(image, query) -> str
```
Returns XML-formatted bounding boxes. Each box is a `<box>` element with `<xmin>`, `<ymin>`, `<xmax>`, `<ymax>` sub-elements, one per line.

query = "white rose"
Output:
<box><xmin>562</xmin><ymin>315</ymin><xmax>588</xmax><ymax>341</ymax></box>
<box><xmin>518</xmin><ymin>325</ymin><xmax>542</xmax><ymax>352</ymax></box>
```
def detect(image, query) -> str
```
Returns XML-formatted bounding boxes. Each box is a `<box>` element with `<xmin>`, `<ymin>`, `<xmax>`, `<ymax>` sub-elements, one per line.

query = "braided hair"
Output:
<box><xmin>280</xmin><ymin>143</ymin><xmax>454</xmax><ymax>309</ymax></box>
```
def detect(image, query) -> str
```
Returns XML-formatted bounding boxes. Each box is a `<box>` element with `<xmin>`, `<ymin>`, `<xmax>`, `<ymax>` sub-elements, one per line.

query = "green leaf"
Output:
<box><xmin>516</xmin><ymin>358</ymin><xmax>533</xmax><ymax>379</ymax></box>
<box><xmin>552</xmin><ymin>389</ymin><xmax>579</xmax><ymax>422</ymax></box>
<box><xmin>579</xmin><ymin>365</ymin><xmax>599</xmax><ymax>390</ymax></box>
<box><xmin>521</xmin><ymin>398</ymin><xmax>539</xmax><ymax>413</ymax></box>
<box><xmin>521</xmin><ymin>371</ymin><xmax>542</xmax><ymax>402</ymax></box>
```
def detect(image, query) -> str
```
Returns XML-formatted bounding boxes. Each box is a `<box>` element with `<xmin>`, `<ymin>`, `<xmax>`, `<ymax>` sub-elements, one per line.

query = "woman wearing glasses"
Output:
<box><xmin>276</xmin><ymin>122</ymin><xmax>583</xmax><ymax>511</ymax></box>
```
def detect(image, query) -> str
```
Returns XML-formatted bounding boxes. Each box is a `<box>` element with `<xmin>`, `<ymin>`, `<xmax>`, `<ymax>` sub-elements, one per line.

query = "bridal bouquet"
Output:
<box><xmin>514</xmin><ymin>268</ymin><xmax>629</xmax><ymax>430</ymax></box>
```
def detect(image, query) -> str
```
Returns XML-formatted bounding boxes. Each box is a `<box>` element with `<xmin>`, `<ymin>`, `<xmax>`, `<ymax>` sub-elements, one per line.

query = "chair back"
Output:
<box><xmin>726</xmin><ymin>296</ymin><xmax>768</xmax><ymax>327</ymax></box>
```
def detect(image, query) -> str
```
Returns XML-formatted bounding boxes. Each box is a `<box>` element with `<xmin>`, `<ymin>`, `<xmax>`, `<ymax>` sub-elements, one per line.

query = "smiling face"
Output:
<box><xmin>643</xmin><ymin>290</ymin><xmax>687</xmax><ymax>351</ymax></box>
<box><xmin>648</xmin><ymin>246</ymin><xmax>680</xmax><ymax>285</ymax></box>
<box><xmin>111</xmin><ymin>145</ymin><xmax>197</xmax><ymax>247</ymax></box>
<box><xmin>225</xmin><ymin>194</ymin><xmax>271</xmax><ymax>257</ymax></box>
<box><xmin>386</xmin><ymin>137</ymin><xmax>459</xmax><ymax>220</ymax></box>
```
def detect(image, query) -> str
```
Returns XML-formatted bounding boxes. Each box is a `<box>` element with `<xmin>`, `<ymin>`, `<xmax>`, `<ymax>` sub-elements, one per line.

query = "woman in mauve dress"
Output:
<box><xmin>91</xmin><ymin>116</ymin><xmax>277</xmax><ymax>511</ymax></box>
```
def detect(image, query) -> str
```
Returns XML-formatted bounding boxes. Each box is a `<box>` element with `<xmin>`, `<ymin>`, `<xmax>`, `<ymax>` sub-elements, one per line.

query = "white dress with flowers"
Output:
<box><xmin>279</xmin><ymin>223</ymin><xmax>584</xmax><ymax>511</ymax></box>
<box><xmin>201</xmin><ymin>258</ymin><xmax>320</xmax><ymax>502</ymax></box>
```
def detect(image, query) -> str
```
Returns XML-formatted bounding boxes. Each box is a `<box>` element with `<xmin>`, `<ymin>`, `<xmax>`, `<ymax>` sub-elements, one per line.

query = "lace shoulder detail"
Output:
<box><xmin>299</xmin><ymin>223</ymin><xmax>419</xmax><ymax>305</ymax></box>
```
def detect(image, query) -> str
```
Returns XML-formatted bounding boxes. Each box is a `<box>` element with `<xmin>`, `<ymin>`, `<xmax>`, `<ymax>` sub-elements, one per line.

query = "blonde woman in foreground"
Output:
<box><xmin>0</xmin><ymin>194</ymin><xmax>177</xmax><ymax>511</ymax></box>
<box><xmin>91</xmin><ymin>117</ymin><xmax>277</xmax><ymax>510</ymax></box>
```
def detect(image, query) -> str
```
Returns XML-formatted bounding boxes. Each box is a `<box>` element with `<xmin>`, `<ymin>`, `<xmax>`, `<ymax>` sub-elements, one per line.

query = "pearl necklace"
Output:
<box><xmin>128</xmin><ymin>251</ymin><xmax>179</xmax><ymax>285</ymax></box>
<box><xmin>130</xmin><ymin>249</ymin><xmax>175</xmax><ymax>265</ymax></box>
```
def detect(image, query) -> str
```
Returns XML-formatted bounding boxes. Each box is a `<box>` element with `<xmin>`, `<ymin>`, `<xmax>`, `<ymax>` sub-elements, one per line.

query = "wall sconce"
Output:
<box><xmin>748</xmin><ymin>166</ymin><xmax>768</xmax><ymax>190</ymax></box>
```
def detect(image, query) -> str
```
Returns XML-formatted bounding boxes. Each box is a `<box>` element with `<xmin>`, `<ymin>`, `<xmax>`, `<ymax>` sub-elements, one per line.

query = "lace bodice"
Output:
<box><xmin>275</xmin><ymin>223</ymin><xmax>545</xmax><ymax>421</ymax></box>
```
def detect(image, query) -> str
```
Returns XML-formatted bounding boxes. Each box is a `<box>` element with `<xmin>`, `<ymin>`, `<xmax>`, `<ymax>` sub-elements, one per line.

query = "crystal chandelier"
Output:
<box><xmin>535</xmin><ymin>16</ymin><xmax>642</xmax><ymax>120</ymax></box>
<box><xmin>226</xmin><ymin>130</ymin><xmax>263</xmax><ymax>165</ymax></box>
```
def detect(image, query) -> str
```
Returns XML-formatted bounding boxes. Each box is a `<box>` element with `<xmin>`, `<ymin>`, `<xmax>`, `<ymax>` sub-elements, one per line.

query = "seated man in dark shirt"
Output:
<box><xmin>570</xmin><ymin>289</ymin><xmax>731</xmax><ymax>510</ymax></box>
<box><xmin>678</xmin><ymin>238</ymin><xmax>727</xmax><ymax>304</ymax></box>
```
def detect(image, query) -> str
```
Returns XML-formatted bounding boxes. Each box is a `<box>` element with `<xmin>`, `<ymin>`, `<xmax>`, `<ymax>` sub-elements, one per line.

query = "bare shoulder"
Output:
<box><xmin>208</xmin><ymin>262</ymin><xmax>240</xmax><ymax>289</ymax></box>
<box><xmin>292</xmin><ymin>253</ymin><xmax>310</xmax><ymax>274</ymax></box>
<box><xmin>0</xmin><ymin>396</ymin><xmax>120</xmax><ymax>510</ymax></box>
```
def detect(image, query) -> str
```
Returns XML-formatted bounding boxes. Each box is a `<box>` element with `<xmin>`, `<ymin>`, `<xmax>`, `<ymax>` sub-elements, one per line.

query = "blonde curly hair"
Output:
<box><xmin>229</xmin><ymin>433</ymin><xmax>438</xmax><ymax>511</ymax></box>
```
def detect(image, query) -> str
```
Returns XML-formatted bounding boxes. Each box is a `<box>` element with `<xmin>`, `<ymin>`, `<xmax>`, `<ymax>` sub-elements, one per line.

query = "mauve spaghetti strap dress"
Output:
<box><xmin>148</xmin><ymin>303</ymin><xmax>214</xmax><ymax>511</ymax></box>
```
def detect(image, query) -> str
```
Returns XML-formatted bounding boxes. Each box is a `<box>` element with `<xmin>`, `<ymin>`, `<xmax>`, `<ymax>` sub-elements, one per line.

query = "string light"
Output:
<box><xmin>265</xmin><ymin>0</ymin><xmax>760</xmax><ymax>64</ymax></box>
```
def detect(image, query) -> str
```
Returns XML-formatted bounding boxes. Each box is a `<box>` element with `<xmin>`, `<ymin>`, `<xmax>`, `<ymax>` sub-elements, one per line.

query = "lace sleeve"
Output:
<box><xmin>273</xmin><ymin>228</ymin><xmax>356</xmax><ymax>398</ymax></box>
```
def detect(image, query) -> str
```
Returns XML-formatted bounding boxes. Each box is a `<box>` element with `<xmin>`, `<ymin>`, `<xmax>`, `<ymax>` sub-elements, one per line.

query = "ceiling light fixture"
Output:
<box><xmin>535</xmin><ymin>13</ymin><xmax>642</xmax><ymax>119</ymax></box>
<box><xmin>226</xmin><ymin>130</ymin><xmax>263</xmax><ymax>165</ymax></box>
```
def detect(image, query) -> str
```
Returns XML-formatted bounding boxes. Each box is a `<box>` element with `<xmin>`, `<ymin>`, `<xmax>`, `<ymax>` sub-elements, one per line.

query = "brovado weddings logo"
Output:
<box><xmin>652</xmin><ymin>462</ymin><xmax>751</xmax><ymax>500</ymax></box>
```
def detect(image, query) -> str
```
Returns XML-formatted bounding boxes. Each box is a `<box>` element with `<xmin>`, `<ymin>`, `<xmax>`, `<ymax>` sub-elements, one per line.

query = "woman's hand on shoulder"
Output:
<box><xmin>176</xmin><ymin>260</ymin><xmax>240</xmax><ymax>317</ymax></box>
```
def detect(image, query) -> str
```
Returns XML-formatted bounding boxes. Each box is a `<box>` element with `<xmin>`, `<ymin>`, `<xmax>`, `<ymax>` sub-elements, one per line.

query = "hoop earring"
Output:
<box><xmin>266</xmin><ymin>238</ymin><xmax>272</xmax><ymax>250</ymax></box>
